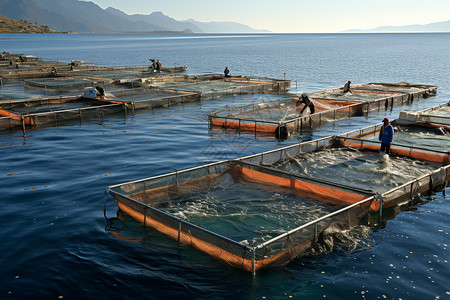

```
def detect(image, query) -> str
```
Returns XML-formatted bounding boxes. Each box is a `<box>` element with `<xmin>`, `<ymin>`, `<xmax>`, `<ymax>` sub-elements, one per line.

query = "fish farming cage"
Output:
<box><xmin>237</xmin><ymin>136</ymin><xmax>449</xmax><ymax>209</ymax></box>
<box><xmin>146</xmin><ymin>75</ymin><xmax>291</xmax><ymax>99</ymax></box>
<box><xmin>208</xmin><ymin>83</ymin><xmax>437</xmax><ymax>137</ymax></box>
<box><xmin>209</xmin><ymin>97</ymin><xmax>365</xmax><ymax>136</ymax></box>
<box><xmin>106</xmin><ymin>158</ymin><xmax>376</xmax><ymax>275</ymax></box>
<box><xmin>0</xmin><ymin>96</ymin><xmax>126</xmax><ymax>132</ymax></box>
<box><xmin>310</xmin><ymin>82</ymin><xmax>437</xmax><ymax>108</ymax></box>
<box><xmin>24</xmin><ymin>77</ymin><xmax>114</xmax><ymax>92</ymax></box>
<box><xmin>71</xmin><ymin>66</ymin><xmax>188</xmax><ymax>85</ymax></box>
<box><xmin>103</xmin><ymin>87</ymin><xmax>201</xmax><ymax>110</ymax></box>
<box><xmin>339</xmin><ymin>121</ymin><xmax>450</xmax><ymax>152</ymax></box>
<box><xmin>351</xmin><ymin>82</ymin><xmax>437</xmax><ymax>94</ymax></box>
<box><xmin>397</xmin><ymin>101</ymin><xmax>450</xmax><ymax>129</ymax></box>
<box><xmin>106</xmin><ymin>134</ymin><xmax>449</xmax><ymax>274</ymax></box>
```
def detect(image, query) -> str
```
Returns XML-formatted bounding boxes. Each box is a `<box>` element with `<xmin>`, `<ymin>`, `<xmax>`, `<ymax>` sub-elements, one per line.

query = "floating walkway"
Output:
<box><xmin>209</xmin><ymin>82</ymin><xmax>437</xmax><ymax>137</ymax></box>
<box><xmin>106</xmin><ymin>126</ymin><xmax>449</xmax><ymax>275</ymax></box>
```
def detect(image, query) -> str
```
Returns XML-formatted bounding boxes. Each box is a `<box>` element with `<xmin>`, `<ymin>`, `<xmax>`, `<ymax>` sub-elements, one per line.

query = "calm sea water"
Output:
<box><xmin>1</xmin><ymin>33</ymin><xmax>449</xmax><ymax>299</ymax></box>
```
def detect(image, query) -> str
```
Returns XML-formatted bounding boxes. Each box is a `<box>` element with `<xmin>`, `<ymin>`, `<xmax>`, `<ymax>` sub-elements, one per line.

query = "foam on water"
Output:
<box><xmin>155</xmin><ymin>172</ymin><xmax>338</xmax><ymax>246</ymax></box>
<box><xmin>363</xmin><ymin>126</ymin><xmax>450</xmax><ymax>151</ymax></box>
<box><xmin>274</xmin><ymin>148</ymin><xmax>439</xmax><ymax>193</ymax></box>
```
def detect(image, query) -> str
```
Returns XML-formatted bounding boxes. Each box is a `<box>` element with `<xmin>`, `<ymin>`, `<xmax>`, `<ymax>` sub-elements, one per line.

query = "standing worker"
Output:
<box><xmin>156</xmin><ymin>59</ymin><xmax>162</xmax><ymax>72</ymax></box>
<box><xmin>224</xmin><ymin>67</ymin><xmax>230</xmax><ymax>78</ymax></box>
<box><xmin>297</xmin><ymin>93</ymin><xmax>315</xmax><ymax>115</ymax></box>
<box><xmin>343</xmin><ymin>80</ymin><xmax>351</xmax><ymax>93</ymax></box>
<box><xmin>379</xmin><ymin>117</ymin><xmax>394</xmax><ymax>154</ymax></box>
<box><xmin>149</xmin><ymin>59</ymin><xmax>155</xmax><ymax>72</ymax></box>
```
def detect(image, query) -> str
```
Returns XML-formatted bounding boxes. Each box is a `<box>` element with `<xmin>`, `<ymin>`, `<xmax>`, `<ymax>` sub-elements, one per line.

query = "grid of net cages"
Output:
<box><xmin>106</xmin><ymin>132</ymin><xmax>449</xmax><ymax>275</ymax></box>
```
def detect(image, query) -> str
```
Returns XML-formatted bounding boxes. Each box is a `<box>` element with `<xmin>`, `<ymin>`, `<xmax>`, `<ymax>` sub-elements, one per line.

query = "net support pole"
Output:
<box><xmin>103</xmin><ymin>190</ymin><xmax>108</xmax><ymax>220</ymax></box>
<box><xmin>251</xmin><ymin>248</ymin><xmax>256</xmax><ymax>277</ymax></box>
<box><xmin>21</xmin><ymin>116</ymin><xmax>26</xmax><ymax>135</ymax></box>
<box><xmin>377</xmin><ymin>194</ymin><xmax>383</xmax><ymax>218</ymax></box>
<box><xmin>174</xmin><ymin>169</ymin><xmax>179</xmax><ymax>185</ymax></box>
<box><xmin>178</xmin><ymin>220</ymin><xmax>181</xmax><ymax>243</ymax></box>
<box><xmin>314</xmin><ymin>223</ymin><xmax>318</xmax><ymax>243</ymax></box>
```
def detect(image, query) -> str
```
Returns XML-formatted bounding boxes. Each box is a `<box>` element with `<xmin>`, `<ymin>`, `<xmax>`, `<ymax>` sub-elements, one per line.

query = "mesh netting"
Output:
<box><xmin>107</xmin><ymin>135</ymin><xmax>449</xmax><ymax>273</ymax></box>
<box><xmin>209</xmin><ymin>82</ymin><xmax>436</xmax><ymax>136</ymax></box>
<box><xmin>24</xmin><ymin>78</ymin><xmax>105</xmax><ymax>91</ymax></box>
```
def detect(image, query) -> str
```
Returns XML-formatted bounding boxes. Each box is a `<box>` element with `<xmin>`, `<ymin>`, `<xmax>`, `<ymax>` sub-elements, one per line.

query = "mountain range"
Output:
<box><xmin>0</xmin><ymin>13</ymin><xmax>65</xmax><ymax>33</ymax></box>
<box><xmin>0</xmin><ymin>0</ymin><xmax>270</xmax><ymax>33</ymax></box>
<box><xmin>343</xmin><ymin>19</ymin><xmax>450</xmax><ymax>33</ymax></box>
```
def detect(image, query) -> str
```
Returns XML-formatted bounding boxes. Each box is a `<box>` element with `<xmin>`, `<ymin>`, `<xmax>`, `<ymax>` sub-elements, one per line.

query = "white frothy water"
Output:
<box><xmin>275</xmin><ymin>148</ymin><xmax>439</xmax><ymax>193</ymax></box>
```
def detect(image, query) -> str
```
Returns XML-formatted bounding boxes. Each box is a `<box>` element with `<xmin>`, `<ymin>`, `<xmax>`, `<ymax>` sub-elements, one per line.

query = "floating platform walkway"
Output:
<box><xmin>106</xmin><ymin>127</ymin><xmax>449</xmax><ymax>275</ymax></box>
<box><xmin>209</xmin><ymin>82</ymin><xmax>437</xmax><ymax>137</ymax></box>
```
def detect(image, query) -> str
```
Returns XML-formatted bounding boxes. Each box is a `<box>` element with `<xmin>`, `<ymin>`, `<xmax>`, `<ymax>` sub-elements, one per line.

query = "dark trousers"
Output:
<box><xmin>380</xmin><ymin>143</ymin><xmax>391</xmax><ymax>154</ymax></box>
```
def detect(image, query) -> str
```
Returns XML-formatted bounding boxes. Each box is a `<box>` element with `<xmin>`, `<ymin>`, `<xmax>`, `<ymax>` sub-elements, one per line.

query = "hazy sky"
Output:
<box><xmin>90</xmin><ymin>0</ymin><xmax>450</xmax><ymax>33</ymax></box>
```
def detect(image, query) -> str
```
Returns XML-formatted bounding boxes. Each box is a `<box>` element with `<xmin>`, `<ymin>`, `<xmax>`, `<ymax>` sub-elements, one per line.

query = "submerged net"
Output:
<box><xmin>7</xmin><ymin>99</ymin><xmax>104</xmax><ymax>114</ymax></box>
<box><xmin>105</xmin><ymin>88</ymin><xmax>191</xmax><ymax>102</ymax></box>
<box><xmin>224</xmin><ymin>98</ymin><xmax>355</xmax><ymax>122</ymax></box>
<box><xmin>24</xmin><ymin>78</ymin><xmax>106</xmax><ymax>91</ymax></box>
<box><xmin>149</xmin><ymin>80</ymin><xmax>267</xmax><ymax>92</ymax></box>
<box><xmin>153</xmin><ymin>171</ymin><xmax>338</xmax><ymax>247</ymax></box>
<box><xmin>352</xmin><ymin>83</ymin><xmax>431</xmax><ymax>93</ymax></box>
<box><xmin>310</xmin><ymin>91</ymin><xmax>398</xmax><ymax>102</ymax></box>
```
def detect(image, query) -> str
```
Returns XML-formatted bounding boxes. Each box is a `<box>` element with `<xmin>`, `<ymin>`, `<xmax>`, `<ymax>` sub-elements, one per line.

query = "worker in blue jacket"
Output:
<box><xmin>379</xmin><ymin>117</ymin><xmax>394</xmax><ymax>154</ymax></box>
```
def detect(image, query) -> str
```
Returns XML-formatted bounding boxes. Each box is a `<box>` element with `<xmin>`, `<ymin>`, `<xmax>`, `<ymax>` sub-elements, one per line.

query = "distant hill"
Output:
<box><xmin>183</xmin><ymin>19</ymin><xmax>271</xmax><ymax>33</ymax></box>
<box><xmin>105</xmin><ymin>8</ymin><xmax>202</xmax><ymax>33</ymax></box>
<box><xmin>0</xmin><ymin>0</ymin><xmax>269</xmax><ymax>33</ymax></box>
<box><xmin>343</xmin><ymin>19</ymin><xmax>450</xmax><ymax>33</ymax></box>
<box><xmin>0</xmin><ymin>13</ymin><xmax>64</xmax><ymax>33</ymax></box>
